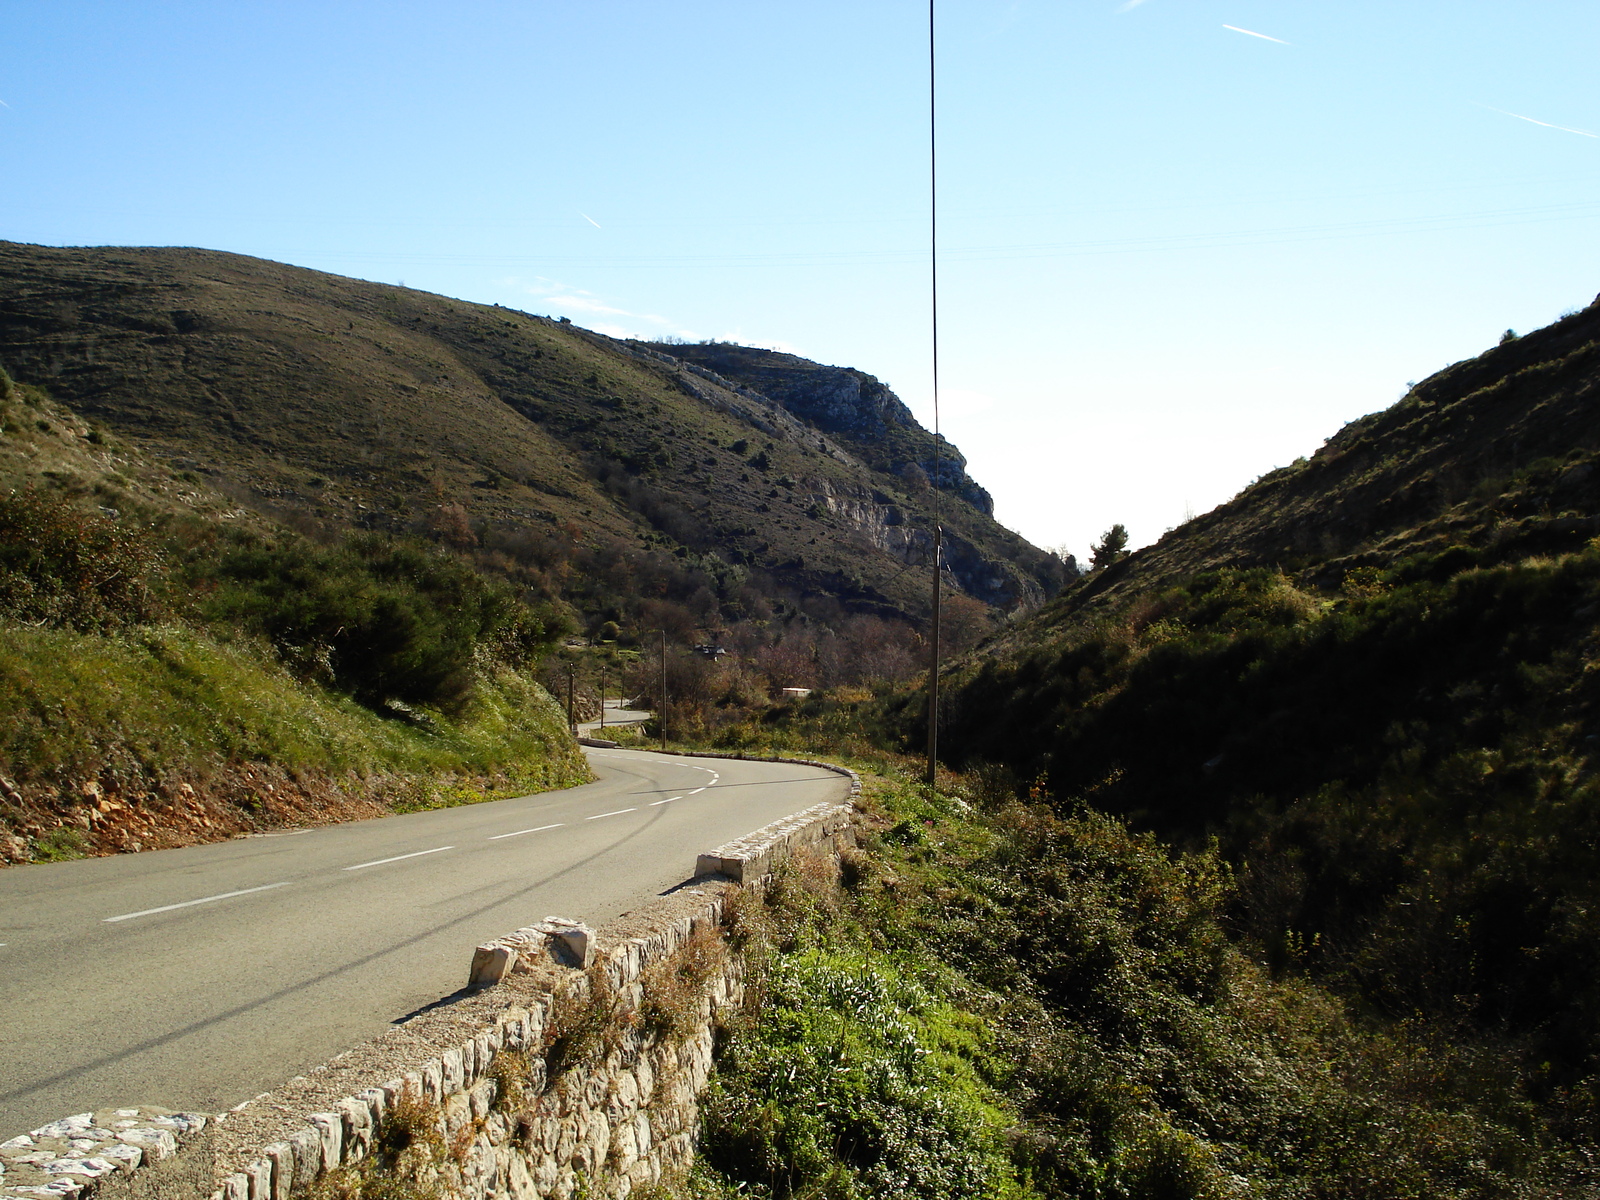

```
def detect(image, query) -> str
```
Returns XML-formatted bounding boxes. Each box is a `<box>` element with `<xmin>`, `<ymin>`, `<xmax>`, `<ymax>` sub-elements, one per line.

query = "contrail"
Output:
<box><xmin>1223</xmin><ymin>24</ymin><xmax>1289</xmax><ymax>44</ymax></box>
<box><xmin>580</xmin><ymin>212</ymin><xmax>602</xmax><ymax>228</ymax></box>
<box><xmin>1115</xmin><ymin>0</ymin><xmax>1152</xmax><ymax>12</ymax></box>
<box><xmin>1473</xmin><ymin>102</ymin><xmax>1597</xmax><ymax>139</ymax></box>
<box><xmin>0</xmin><ymin>98</ymin><xmax>10</xmax><ymax>109</ymax></box>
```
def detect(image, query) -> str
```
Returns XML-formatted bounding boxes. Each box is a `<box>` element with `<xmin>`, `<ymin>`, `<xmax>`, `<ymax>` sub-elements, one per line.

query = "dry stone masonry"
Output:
<box><xmin>0</xmin><ymin>1109</ymin><xmax>208</xmax><ymax>1199</ymax></box>
<box><xmin>3</xmin><ymin>755</ymin><xmax>859</xmax><ymax>1200</ymax></box>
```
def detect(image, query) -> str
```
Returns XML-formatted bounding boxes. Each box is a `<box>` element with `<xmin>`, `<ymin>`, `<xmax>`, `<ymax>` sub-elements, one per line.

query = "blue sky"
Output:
<box><xmin>4</xmin><ymin>1</ymin><xmax>1598</xmax><ymax>560</ymax></box>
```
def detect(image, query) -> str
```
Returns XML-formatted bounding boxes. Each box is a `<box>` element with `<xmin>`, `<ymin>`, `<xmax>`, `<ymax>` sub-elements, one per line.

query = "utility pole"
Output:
<box><xmin>927</xmin><ymin>527</ymin><xmax>942</xmax><ymax>795</ymax></box>
<box><xmin>566</xmin><ymin>662</ymin><xmax>576</xmax><ymax>734</ymax></box>
<box><xmin>925</xmin><ymin>0</ymin><xmax>943</xmax><ymax>802</ymax></box>
<box><xmin>658</xmin><ymin>630</ymin><xmax>668</xmax><ymax>752</ymax></box>
<box><xmin>598</xmin><ymin>665</ymin><xmax>606</xmax><ymax>731</ymax></box>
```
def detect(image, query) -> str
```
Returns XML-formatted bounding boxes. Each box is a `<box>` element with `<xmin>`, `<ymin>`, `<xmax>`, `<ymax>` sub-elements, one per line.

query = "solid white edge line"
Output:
<box><xmin>104</xmin><ymin>882</ymin><xmax>289</xmax><ymax>923</ymax></box>
<box><xmin>488</xmin><ymin>823</ymin><xmax>565</xmax><ymax>841</ymax></box>
<box><xmin>586</xmin><ymin>808</ymin><xmax>637</xmax><ymax>820</ymax></box>
<box><xmin>649</xmin><ymin>796</ymin><xmax>684</xmax><ymax>806</ymax></box>
<box><xmin>342</xmin><ymin>846</ymin><xmax>455</xmax><ymax>871</ymax></box>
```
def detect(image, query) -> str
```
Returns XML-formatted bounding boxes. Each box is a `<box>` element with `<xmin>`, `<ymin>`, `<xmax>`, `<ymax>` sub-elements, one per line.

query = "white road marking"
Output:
<box><xmin>587</xmin><ymin>808</ymin><xmax>637</xmax><ymax>820</ymax></box>
<box><xmin>342</xmin><ymin>846</ymin><xmax>454</xmax><ymax>871</ymax></box>
<box><xmin>488</xmin><ymin>823</ymin><xmax>565</xmax><ymax>841</ymax></box>
<box><xmin>686</xmin><ymin>787</ymin><xmax>706</xmax><ymax>795</ymax></box>
<box><xmin>105</xmin><ymin>882</ymin><xmax>289</xmax><ymax>923</ymax></box>
<box><xmin>649</xmin><ymin>796</ymin><xmax>683</xmax><ymax>806</ymax></box>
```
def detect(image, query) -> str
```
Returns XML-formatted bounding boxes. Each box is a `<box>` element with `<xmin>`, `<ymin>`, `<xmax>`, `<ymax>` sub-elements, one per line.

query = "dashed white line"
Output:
<box><xmin>649</xmin><ymin>796</ymin><xmax>684</xmax><ymax>806</ymax></box>
<box><xmin>587</xmin><ymin>808</ymin><xmax>637</xmax><ymax>820</ymax></box>
<box><xmin>105</xmin><ymin>882</ymin><xmax>289</xmax><ymax>923</ymax></box>
<box><xmin>342</xmin><ymin>846</ymin><xmax>454</xmax><ymax>871</ymax></box>
<box><xmin>488</xmin><ymin>823</ymin><xmax>565</xmax><ymax>841</ymax></box>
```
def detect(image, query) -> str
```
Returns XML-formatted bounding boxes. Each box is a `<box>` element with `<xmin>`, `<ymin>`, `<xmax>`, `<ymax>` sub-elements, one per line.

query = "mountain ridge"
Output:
<box><xmin>0</xmin><ymin>240</ymin><xmax>1067</xmax><ymax>634</ymax></box>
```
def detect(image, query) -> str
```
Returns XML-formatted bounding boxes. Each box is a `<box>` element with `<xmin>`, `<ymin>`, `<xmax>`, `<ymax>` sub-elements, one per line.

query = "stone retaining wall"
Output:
<box><xmin>2</xmin><ymin>757</ymin><xmax>859</xmax><ymax>1200</ymax></box>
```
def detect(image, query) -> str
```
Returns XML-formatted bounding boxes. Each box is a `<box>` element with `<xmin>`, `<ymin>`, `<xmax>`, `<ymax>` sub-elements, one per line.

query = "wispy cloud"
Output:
<box><xmin>1223</xmin><ymin>24</ymin><xmax>1289</xmax><ymax>44</ymax></box>
<box><xmin>1115</xmin><ymin>0</ymin><xmax>1153</xmax><ymax>12</ymax></box>
<box><xmin>503</xmin><ymin>276</ymin><xmax>696</xmax><ymax>340</ymax></box>
<box><xmin>0</xmin><ymin>97</ymin><xmax>11</xmax><ymax>109</ymax></box>
<box><xmin>579</xmin><ymin>211</ymin><xmax>602</xmax><ymax>228</ymax></box>
<box><xmin>1473</xmin><ymin>102</ymin><xmax>1597</xmax><ymax>138</ymax></box>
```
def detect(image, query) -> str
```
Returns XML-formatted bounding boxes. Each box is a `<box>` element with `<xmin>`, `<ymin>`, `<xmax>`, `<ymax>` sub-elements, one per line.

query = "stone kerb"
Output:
<box><xmin>694</xmin><ymin>800</ymin><xmax>855</xmax><ymax>884</ymax></box>
<box><xmin>0</xmin><ymin>1111</ymin><xmax>209</xmax><ymax>1200</ymax></box>
<box><xmin>5</xmin><ymin>755</ymin><xmax>860</xmax><ymax>1200</ymax></box>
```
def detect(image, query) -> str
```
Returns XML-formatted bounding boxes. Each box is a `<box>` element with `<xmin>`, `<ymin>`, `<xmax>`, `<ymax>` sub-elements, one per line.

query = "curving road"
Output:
<box><xmin>0</xmin><ymin>747</ymin><xmax>847</xmax><ymax>1136</ymax></box>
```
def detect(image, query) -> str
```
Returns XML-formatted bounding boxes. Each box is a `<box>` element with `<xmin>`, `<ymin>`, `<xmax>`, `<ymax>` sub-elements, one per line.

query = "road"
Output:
<box><xmin>0</xmin><ymin>747</ymin><xmax>846</xmax><ymax>1136</ymax></box>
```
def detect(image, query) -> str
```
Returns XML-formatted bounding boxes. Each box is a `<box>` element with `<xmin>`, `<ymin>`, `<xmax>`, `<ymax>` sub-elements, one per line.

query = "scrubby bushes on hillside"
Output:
<box><xmin>933</xmin><ymin>545</ymin><xmax>1600</xmax><ymax>1103</ymax></box>
<box><xmin>686</xmin><ymin>774</ymin><xmax>1588</xmax><ymax>1199</ymax></box>
<box><xmin>0</xmin><ymin>485</ymin><xmax>565</xmax><ymax>714</ymax></box>
<box><xmin>0</xmin><ymin>486</ymin><xmax>159</xmax><ymax>629</ymax></box>
<box><xmin>200</xmin><ymin>534</ymin><xmax>558</xmax><ymax>711</ymax></box>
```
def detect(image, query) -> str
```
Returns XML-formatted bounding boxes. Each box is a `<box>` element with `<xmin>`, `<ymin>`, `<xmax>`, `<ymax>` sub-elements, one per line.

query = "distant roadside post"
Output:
<box><xmin>566</xmin><ymin>663</ymin><xmax>576</xmax><ymax>734</ymax></box>
<box><xmin>659</xmin><ymin>630</ymin><xmax>668</xmax><ymax>752</ymax></box>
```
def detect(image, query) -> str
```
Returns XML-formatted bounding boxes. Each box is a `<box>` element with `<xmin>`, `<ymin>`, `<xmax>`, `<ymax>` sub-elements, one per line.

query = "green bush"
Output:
<box><xmin>0</xmin><ymin>487</ymin><xmax>159</xmax><ymax>629</ymax></box>
<box><xmin>700</xmin><ymin>952</ymin><xmax>1021</xmax><ymax>1200</ymax></box>
<box><xmin>933</xmin><ymin>545</ymin><xmax>1600</xmax><ymax>1110</ymax></box>
<box><xmin>200</xmin><ymin>533</ymin><xmax>556</xmax><ymax>710</ymax></box>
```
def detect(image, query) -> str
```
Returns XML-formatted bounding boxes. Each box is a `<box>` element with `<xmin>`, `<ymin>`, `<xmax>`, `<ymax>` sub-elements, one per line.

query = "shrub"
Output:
<box><xmin>699</xmin><ymin>952</ymin><xmax>1020</xmax><ymax>1200</ymax></box>
<box><xmin>200</xmin><ymin>533</ymin><xmax>555</xmax><ymax>710</ymax></box>
<box><xmin>0</xmin><ymin>487</ymin><xmax>159</xmax><ymax>629</ymax></box>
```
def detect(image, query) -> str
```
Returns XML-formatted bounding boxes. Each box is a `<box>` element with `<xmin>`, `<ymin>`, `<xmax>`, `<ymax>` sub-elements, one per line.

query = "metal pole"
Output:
<box><xmin>598</xmin><ymin>666</ymin><xmax>605</xmax><ymax>731</ymax></box>
<box><xmin>927</xmin><ymin>528</ymin><xmax>942</xmax><ymax>794</ymax></box>
<box><xmin>925</xmin><ymin>0</ymin><xmax>943</xmax><ymax>800</ymax></box>
<box><xmin>659</xmin><ymin>630</ymin><xmax>668</xmax><ymax>752</ymax></box>
<box><xmin>566</xmin><ymin>663</ymin><xmax>576</xmax><ymax>734</ymax></box>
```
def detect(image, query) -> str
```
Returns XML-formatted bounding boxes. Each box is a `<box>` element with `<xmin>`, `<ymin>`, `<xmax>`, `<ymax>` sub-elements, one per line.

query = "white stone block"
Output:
<box><xmin>287</xmin><ymin>1127</ymin><xmax>322</xmax><ymax>1190</ymax></box>
<box><xmin>336</xmin><ymin>1098</ymin><xmax>372</xmax><ymax>1161</ymax></box>
<box><xmin>441</xmin><ymin>1048</ymin><xmax>465</xmax><ymax>1095</ymax></box>
<box><xmin>28</xmin><ymin>1117</ymin><xmax>93</xmax><ymax>1141</ymax></box>
<box><xmin>307</xmin><ymin>1115</ymin><xmax>341</xmax><ymax>1172</ymax></box>
<box><xmin>468</xmin><ymin>943</ymin><xmax>518</xmax><ymax>990</ymax></box>
<box><xmin>244</xmin><ymin>1157</ymin><xmax>272</xmax><ymax>1200</ymax></box>
<box><xmin>538</xmin><ymin>917</ymin><xmax>594</xmax><ymax>968</ymax></box>
<box><xmin>262</xmin><ymin>1142</ymin><xmax>292</xmax><ymax>1200</ymax></box>
<box><xmin>114</xmin><ymin>1128</ymin><xmax>176</xmax><ymax>1160</ymax></box>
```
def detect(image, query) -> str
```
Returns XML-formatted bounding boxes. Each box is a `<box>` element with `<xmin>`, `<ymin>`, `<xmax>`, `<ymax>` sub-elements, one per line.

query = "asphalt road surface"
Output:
<box><xmin>0</xmin><ymin>747</ymin><xmax>846</xmax><ymax>1136</ymax></box>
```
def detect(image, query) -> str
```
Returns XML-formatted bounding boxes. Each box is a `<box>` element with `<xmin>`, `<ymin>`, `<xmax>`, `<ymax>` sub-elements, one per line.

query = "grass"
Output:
<box><xmin>676</xmin><ymin>766</ymin><xmax>1596</xmax><ymax>1199</ymax></box>
<box><xmin>0</xmin><ymin>620</ymin><xmax>584</xmax><ymax>786</ymax></box>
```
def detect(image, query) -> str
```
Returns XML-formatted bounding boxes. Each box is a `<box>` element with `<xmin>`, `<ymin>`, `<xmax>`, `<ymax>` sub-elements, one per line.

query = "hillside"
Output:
<box><xmin>0</xmin><ymin>372</ymin><xmax>589</xmax><ymax>865</ymax></box>
<box><xmin>874</xmin><ymin>295</ymin><xmax>1600</xmax><ymax>1121</ymax></box>
<box><xmin>1050</xmin><ymin>292</ymin><xmax>1600</xmax><ymax>619</ymax></box>
<box><xmin>0</xmin><ymin>241</ymin><xmax>1064</xmax><ymax>640</ymax></box>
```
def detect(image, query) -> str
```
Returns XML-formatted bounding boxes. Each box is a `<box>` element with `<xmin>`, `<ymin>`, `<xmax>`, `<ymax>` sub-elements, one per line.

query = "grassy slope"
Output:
<box><xmin>1039</xmin><ymin>297</ymin><xmax>1600</xmax><ymax>625</ymax></box>
<box><xmin>0</xmin><ymin>241</ymin><xmax>1057</xmax><ymax>620</ymax></box>
<box><xmin>833</xmin><ymin>301</ymin><xmax>1600</xmax><ymax>1128</ymax></box>
<box><xmin>672</xmin><ymin>764</ymin><xmax>1588</xmax><ymax>1199</ymax></box>
<box><xmin>0</xmin><ymin>380</ymin><xmax>587</xmax><ymax>865</ymax></box>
